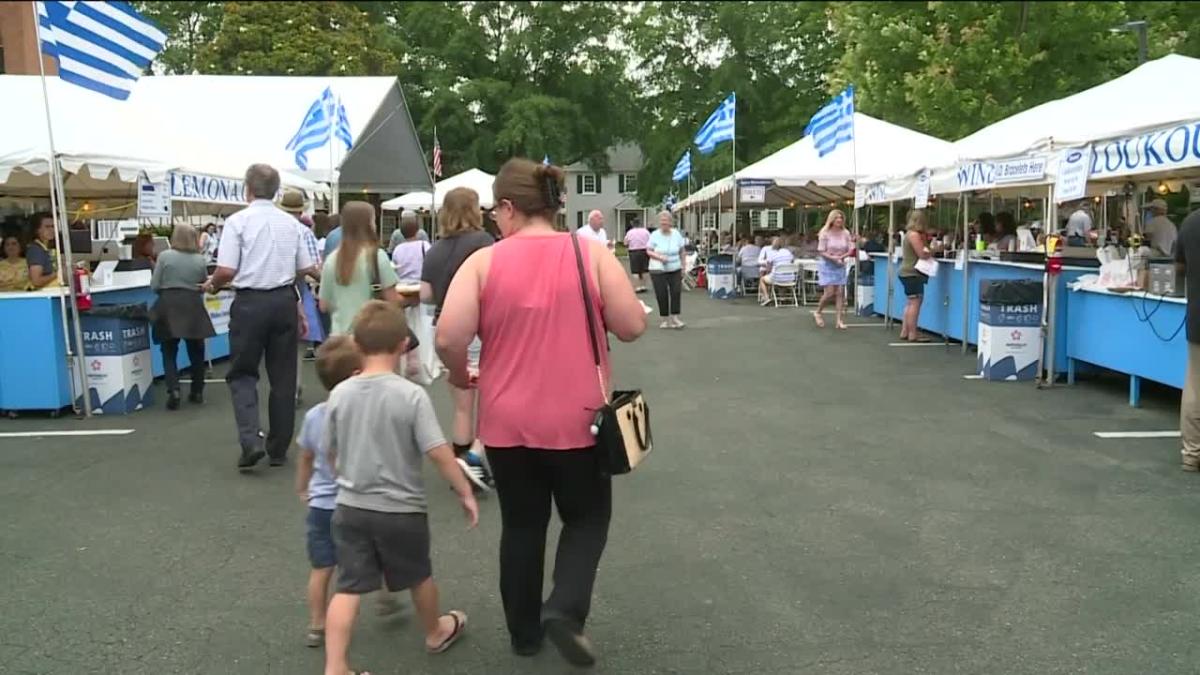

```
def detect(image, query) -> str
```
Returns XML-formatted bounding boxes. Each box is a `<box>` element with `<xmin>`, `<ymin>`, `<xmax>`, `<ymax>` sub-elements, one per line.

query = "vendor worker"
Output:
<box><xmin>1143</xmin><ymin>198</ymin><xmax>1177</xmax><ymax>257</ymax></box>
<box><xmin>990</xmin><ymin>211</ymin><xmax>1017</xmax><ymax>252</ymax></box>
<box><xmin>1065</xmin><ymin>201</ymin><xmax>1095</xmax><ymax>245</ymax></box>
<box><xmin>0</xmin><ymin>235</ymin><xmax>30</xmax><ymax>292</ymax></box>
<box><xmin>26</xmin><ymin>213</ymin><xmax>62</xmax><ymax>289</ymax></box>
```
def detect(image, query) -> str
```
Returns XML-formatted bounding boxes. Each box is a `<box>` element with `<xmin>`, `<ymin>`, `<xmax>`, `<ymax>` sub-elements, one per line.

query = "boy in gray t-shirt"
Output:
<box><xmin>323</xmin><ymin>301</ymin><xmax>478</xmax><ymax>674</ymax></box>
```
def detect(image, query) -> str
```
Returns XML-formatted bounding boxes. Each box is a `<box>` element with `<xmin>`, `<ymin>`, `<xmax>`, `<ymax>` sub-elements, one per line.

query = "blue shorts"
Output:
<box><xmin>306</xmin><ymin>507</ymin><xmax>337</xmax><ymax>569</ymax></box>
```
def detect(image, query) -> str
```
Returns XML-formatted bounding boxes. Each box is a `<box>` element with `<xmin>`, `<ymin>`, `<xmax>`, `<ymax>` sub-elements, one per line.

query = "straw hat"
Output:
<box><xmin>278</xmin><ymin>189</ymin><xmax>306</xmax><ymax>214</ymax></box>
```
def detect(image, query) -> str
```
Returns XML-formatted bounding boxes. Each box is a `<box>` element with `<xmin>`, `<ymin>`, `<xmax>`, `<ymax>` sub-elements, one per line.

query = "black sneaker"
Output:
<box><xmin>268</xmin><ymin>455</ymin><xmax>287</xmax><ymax>467</ymax></box>
<box><xmin>188</xmin><ymin>391</ymin><xmax>204</xmax><ymax>405</ymax></box>
<box><xmin>165</xmin><ymin>391</ymin><xmax>180</xmax><ymax>411</ymax></box>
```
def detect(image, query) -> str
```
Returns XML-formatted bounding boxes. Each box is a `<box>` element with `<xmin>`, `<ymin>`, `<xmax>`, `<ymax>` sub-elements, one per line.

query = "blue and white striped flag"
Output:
<box><xmin>286</xmin><ymin>87</ymin><xmax>353</xmax><ymax>171</ymax></box>
<box><xmin>805</xmin><ymin>85</ymin><xmax>855</xmax><ymax>158</ymax></box>
<box><xmin>694</xmin><ymin>92</ymin><xmax>736</xmax><ymax>155</ymax></box>
<box><xmin>671</xmin><ymin>150</ymin><xmax>691</xmax><ymax>182</ymax></box>
<box><xmin>37</xmin><ymin>1</ymin><xmax>166</xmax><ymax>101</ymax></box>
<box><xmin>543</xmin><ymin>155</ymin><xmax>551</xmax><ymax>166</ymax></box>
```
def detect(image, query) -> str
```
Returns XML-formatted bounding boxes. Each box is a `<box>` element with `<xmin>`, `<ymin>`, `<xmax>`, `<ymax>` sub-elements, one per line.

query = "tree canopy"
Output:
<box><xmin>139</xmin><ymin>1</ymin><xmax>1200</xmax><ymax>202</ymax></box>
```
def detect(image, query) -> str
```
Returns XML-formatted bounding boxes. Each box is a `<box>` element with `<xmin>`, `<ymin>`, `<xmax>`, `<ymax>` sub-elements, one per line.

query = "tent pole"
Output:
<box><xmin>960</xmin><ymin>193</ymin><xmax>970</xmax><ymax>354</ymax></box>
<box><xmin>885</xmin><ymin>202</ymin><xmax>895</xmax><ymax>329</ymax></box>
<box><xmin>33</xmin><ymin>4</ymin><xmax>90</xmax><ymax>418</ymax></box>
<box><xmin>1043</xmin><ymin>183</ymin><xmax>1058</xmax><ymax>387</ymax></box>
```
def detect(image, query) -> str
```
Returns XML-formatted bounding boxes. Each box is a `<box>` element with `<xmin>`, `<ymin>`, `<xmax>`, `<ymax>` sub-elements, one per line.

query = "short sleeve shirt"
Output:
<box><xmin>216</xmin><ymin>200</ymin><xmax>313</xmax><ymax>289</ymax></box>
<box><xmin>578</xmin><ymin>226</ymin><xmax>609</xmax><ymax>248</ymax></box>
<box><xmin>818</xmin><ymin>229</ymin><xmax>854</xmax><ymax>259</ymax></box>
<box><xmin>26</xmin><ymin>241</ymin><xmax>57</xmax><ymax>285</ymax></box>
<box><xmin>298</xmin><ymin>402</ymin><xmax>338</xmax><ymax>510</ymax></box>
<box><xmin>648</xmin><ymin>229</ymin><xmax>685</xmax><ymax>272</ymax></box>
<box><xmin>319</xmin><ymin>248</ymin><xmax>399</xmax><ymax>336</ymax></box>
<box><xmin>421</xmin><ymin>231</ymin><xmax>495</xmax><ymax>317</ymax></box>
<box><xmin>326</xmin><ymin>373</ymin><xmax>447</xmax><ymax>513</ymax></box>
<box><xmin>391</xmin><ymin>240</ymin><xmax>431</xmax><ymax>284</ymax></box>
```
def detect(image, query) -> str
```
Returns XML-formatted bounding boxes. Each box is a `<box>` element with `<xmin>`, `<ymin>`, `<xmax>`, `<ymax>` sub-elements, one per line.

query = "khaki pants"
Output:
<box><xmin>1182</xmin><ymin>342</ymin><xmax>1200</xmax><ymax>463</ymax></box>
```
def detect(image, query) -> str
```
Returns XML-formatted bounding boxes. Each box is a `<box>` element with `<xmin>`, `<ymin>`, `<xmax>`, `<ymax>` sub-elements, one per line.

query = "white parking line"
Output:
<box><xmin>963</xmin><ymin>374</ymin><xmax>983</xmax><ymax>380</ymax></box>
<box><xmin>1093</xmin><ymin>431</ymin><xmax>1179</xmax><ymax>439</ymax></box>
<box><xmin>0</xmin><ymin>429</ymin><xmax>135</xmax><ymax>438</ymax></box>
<box><xmin>887</xmin><ymin>342</ymin><xmax>943</xmax><ymax>347</ymax></box>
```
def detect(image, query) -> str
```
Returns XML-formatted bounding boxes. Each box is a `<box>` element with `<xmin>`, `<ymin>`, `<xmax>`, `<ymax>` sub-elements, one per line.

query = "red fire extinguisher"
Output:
<box><xmin>73</xmin><ymin>266</ymin><xmax>92</xmax><ymax>311</ymax></box>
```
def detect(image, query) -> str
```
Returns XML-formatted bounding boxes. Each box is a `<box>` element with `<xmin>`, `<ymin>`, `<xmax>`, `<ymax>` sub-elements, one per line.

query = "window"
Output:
<box><xmin>579</xmin><ymin>174</ymin><xmax>599</xmax><ymax>194</ymax></box>
<box><xmin>749</xmin><ymin>210</ymin><xmax>763</xmax><ymax>229</ymax></box>
<box><xmin>619</xmin><ymin>173</ymin><xmax>638</xmax><ymax>194</ymax></box>
<box><xmin>702</xmin><ymin>212</ymin><xmax>717</xmax><ymax>229</ymax></box>
<box><xmin>764</xmin><ymin>209</ymin><xmax>782</xmax><ymax>229</ymax></box>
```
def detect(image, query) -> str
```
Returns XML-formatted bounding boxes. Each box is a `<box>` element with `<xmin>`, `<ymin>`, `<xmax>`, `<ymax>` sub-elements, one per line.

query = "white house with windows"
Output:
<box><xmin>563</xmin><ymin>143</ymin><xmax>650</xmax><ymax>239</ymax></box>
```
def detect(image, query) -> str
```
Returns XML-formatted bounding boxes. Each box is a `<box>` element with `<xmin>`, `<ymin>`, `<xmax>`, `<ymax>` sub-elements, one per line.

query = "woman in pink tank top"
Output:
<box><xmin>436</xmin><ymin>158</ymin><xmax>645</xmax><ymax>665</ymax></box>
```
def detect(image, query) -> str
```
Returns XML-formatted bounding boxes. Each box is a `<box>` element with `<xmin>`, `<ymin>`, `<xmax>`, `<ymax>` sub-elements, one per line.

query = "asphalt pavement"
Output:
<box><xmin>1</xmin><ymin>290</ymin><xmax>1197</xmax><ymax>674</ymax></box>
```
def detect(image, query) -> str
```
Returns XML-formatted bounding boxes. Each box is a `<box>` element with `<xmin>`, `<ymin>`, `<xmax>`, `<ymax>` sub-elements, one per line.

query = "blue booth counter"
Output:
<box><xmin>0</xmin><ymin>281</ymin><xmax>231</xmax><ymax>412</ymax></box>
<box><xmin>1065</xmin><ymin>286</ymin><xmax>1186</xmax><ymax>406</ymax></box>
<box><xmin>869</xmin><ymin>253</ymin><xmax>1088</xmax><ymax>373</ymax></box>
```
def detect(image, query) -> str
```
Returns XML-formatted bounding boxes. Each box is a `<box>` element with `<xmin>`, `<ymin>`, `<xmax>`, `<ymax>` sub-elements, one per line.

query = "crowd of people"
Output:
<box><xmin>182</xmin><ymin>159</ymin><xmax>648</xmax><ymax>674</ymax></box>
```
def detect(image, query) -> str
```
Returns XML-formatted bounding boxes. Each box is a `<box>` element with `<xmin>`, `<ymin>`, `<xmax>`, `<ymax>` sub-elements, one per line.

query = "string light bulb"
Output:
<box><xmin>1157</xmin><ymin>181</ymin><xmax>1169</xmax><ymax>194</ymax></box>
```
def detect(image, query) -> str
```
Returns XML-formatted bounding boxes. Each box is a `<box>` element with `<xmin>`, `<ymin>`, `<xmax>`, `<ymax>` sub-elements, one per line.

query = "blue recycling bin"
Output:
<box><xmin>977</xmin><ymin>280</ymin><xmax>1043</xmax><ymax>381</ymax></box>
<box><xmin>707</xmin><ymin>254</ymin><xmax>736</xmax><ymax>300</ymax></box>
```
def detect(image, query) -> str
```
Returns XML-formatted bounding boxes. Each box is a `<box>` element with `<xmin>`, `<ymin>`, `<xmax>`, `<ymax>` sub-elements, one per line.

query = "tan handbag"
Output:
<box><xmin>571</xmin><ymin>234</ymin><xmax>653</xmax><ymax>475</ymax></box>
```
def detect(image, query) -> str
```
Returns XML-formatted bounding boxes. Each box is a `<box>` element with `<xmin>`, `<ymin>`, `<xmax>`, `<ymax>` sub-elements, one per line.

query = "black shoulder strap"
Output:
<box><xmin>571</xmin><ymin>233</ymin><xmax>602</xmax><ymax>369</ymax></box>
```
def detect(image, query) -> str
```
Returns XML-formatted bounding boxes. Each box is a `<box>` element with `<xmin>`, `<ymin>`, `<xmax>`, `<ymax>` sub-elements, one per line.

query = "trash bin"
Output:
<box><xmin>706</xmin><ymin>254</ymin><xmax>736</xmax><ymax>300</ymax></box>
<box><xmin>73</xmin><ymin>303</ymin><xmax>154</xmax><ymax>414</ymax></box>
<box><xmin>977</xmin><ymin>280</ymin><xmax>1043</xmax><ymax>381</ymax></box>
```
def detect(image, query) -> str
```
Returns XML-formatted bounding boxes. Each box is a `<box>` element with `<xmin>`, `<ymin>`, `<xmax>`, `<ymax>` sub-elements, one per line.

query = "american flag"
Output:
<box><xmin>432</xmin><ymin>128</ymin><xmax>443</xmax><ymax>178</ymax></box>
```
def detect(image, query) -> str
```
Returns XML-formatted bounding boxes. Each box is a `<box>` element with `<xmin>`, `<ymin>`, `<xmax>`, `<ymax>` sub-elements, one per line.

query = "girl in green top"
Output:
<box><xmin>319</xmin><ymin>202</ymin><xmax>401</xmax><ymax>335</ymax></box>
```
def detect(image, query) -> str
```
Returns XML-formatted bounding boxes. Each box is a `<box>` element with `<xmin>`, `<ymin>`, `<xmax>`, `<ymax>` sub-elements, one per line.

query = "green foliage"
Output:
<box><xmin>197</xmin><ymin>2</ymin><xmax>397</xmax><ymax>76</ymax></box>
<box><xmin>134</xmin><ymin>2</ymin><xmax>223</xmax><ymax>74</ymax></box>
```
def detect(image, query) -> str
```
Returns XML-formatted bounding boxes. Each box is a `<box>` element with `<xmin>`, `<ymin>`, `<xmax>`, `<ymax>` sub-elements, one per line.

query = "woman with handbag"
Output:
<box><xmin>437</xmin><ymin>158</ymin><xmax>646</xmax><ymax>666</ymax></box>
<box><xmin>318</xmin><ymin>201</ymin><xmax>401</xmax><ymax>335</ymax></box>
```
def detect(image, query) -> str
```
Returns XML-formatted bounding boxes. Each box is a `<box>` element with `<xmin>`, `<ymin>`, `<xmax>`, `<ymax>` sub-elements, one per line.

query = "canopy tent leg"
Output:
<box><xmin>885</xmin><ymin>202</ymin><xmax>895</xmax><ymax>330</ymax></box>
<box><xmin>960</xmin><ymin>193</ymin><xmax>970</xmax><ymax>354</ymax></box>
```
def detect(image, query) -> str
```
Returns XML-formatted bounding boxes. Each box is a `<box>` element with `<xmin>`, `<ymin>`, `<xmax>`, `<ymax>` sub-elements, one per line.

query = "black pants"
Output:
<box><xmin>161</xmin><ymin>338</ymin><xmax>206</xmax><ymax>396</ymax></box>
<box><xmin>226</xmin><ymin>287</ymin><xmax>299</xmax><ymax>459</ymax></box>
<box><xmin>651</xmin><ymin>270</ymin><xmax>682</xmax><ymax>317</ymax></box>
<box><xmin>486</xmin><ymin>447</ymin><xmax>612</xmax><ymax>648</ymax></box>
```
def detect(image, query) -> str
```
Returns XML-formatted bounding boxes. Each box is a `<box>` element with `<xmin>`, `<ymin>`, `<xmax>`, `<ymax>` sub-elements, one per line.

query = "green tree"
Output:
<box><xmin>831</xmin><ymin>2</ymin><xmax>1136</xmax><ymax>140</ymax></box>
<box><xmin>134</xmin><ymin>1</ymin><xmax>224</xmax><ymax>74</ymax></box>
<box><xmin>373</xmin><ymin>1</ymin><xmax>637</xmax><ymax>177</ymax></box>
<box><xmin>198</xmin><ymin>2</ymin><xmax>397</xmax><ymax>76</ymax></box>
<box><xmin>628</xmin><ymin>1</ymin><xmax>836</xmax><ymax>205</ymax></box>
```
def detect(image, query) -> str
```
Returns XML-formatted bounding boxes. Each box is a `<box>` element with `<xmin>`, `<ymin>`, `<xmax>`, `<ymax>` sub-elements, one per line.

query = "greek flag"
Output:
<box><xmin>36</xmin><ymin>1</ymin><xmax>167</xmax><ymax>101</ymax></box>
<box><xmin>694</xmin><ymin>93</ymin><xmax>736</xmax><ymax>155</ymax></box>
<box><xmin>286</xmin><ymin>87</ymin><xmax>354</xmax><ymax>171</ymax></box>
<box><xmin>805</xmin><ymin>85</ymin><xmax>855</xmax><ymax>158</ymax></box>
<box><xmin>543</xmin><ymin>155</ymin><xmax>551</xmax><ymax>166</ymax></box>
<box><xmin>672</xmin><ymin>150</ymin><xmax>691</xmax><ymax>182</ymax></box>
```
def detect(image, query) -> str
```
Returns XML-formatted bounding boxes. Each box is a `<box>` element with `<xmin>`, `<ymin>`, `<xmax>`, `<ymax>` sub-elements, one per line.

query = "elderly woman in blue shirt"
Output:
<box><xmin>647</xmin><ymin>210</ymin><xmax>687</xmax><ymax>329</ymax></box>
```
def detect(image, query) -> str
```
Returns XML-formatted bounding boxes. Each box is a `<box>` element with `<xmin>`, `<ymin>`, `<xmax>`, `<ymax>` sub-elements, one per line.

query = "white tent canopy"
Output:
<box><xmin>381</xmin><ymin>169</ymin><xmax>496</xmax><ymax>211</ymax></box>
<box><xmin>861</xmin><ymin>54</ymin><xmax>1200</xmax><ymax>204</ymax></box>
<box><xmin>1</xmin><ymin>74</ymin><xmax>433</xmax><ymax>205</ymax></box>
<box><xmin>674</xmin><ymin>113</ymin><xmax>955</xmax><ymax>210</ymax></box>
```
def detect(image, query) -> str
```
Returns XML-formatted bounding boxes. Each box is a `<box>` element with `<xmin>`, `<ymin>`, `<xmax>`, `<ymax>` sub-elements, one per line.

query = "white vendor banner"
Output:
<box><xmin>1055</xmin><ymin>146</ymin><xmax>1091</xmax><ymax>203</ymax></box>
<box><xmin>204</xmin><ymin>290</ymin><xmax>235</xmax><ymax>335</ymax></box>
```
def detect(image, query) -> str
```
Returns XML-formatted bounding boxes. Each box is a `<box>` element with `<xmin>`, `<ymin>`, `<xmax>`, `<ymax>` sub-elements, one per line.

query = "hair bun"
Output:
<box><xmin>539</xmin><ymin>164</ymin><xmax>565</xmax><ymax>211</ymax></box>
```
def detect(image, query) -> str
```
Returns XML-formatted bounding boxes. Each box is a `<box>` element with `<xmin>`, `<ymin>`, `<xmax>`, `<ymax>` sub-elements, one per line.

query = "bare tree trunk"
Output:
<box><xmin>1017</xmin><ymin>1</ymin><xmax>1030</xmax><ymax>35</ymax></box>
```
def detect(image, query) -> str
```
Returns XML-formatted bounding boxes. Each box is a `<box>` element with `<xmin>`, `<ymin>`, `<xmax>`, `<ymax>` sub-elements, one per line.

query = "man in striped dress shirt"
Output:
<box><xmin>207</xmin><ymin>165</ymin><xmax>317</xmax><ymax>471</ymax></box>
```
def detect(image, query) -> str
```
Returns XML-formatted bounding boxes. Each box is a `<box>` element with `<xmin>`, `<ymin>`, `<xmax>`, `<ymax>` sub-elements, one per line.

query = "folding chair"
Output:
<box><xmin>769</xmin><ymin>261</ymin><xmax>800</xmax><ymax>308</ymax></box>
<box><xmin>739</xmin><ymin>265</ymin><xmax>761</xmax><ymax>296</ymax></box>
<box><xmin>800</xmin><ymin>260</ymin><xmax>821</xmax><ymax>304</ymax></box>
<box><xmin>682</xmin><ymin>252</ymin><xmax>701</xmax><ymax>291</ymax></box>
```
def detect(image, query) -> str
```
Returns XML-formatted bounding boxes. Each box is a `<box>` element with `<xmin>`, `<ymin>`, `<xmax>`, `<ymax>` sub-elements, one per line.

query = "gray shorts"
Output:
<box><xmin>331</xmin><ymin>505</ymin><xmax>432</xmax><ymax>594</ymax></box>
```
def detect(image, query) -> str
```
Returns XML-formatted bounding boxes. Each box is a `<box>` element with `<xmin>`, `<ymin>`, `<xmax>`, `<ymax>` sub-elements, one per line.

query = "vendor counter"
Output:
<box><xmin>0</xmin><ymin>281</ymin><xmax>231</xmax><ymax>412</ymax></box>
<box><xmin>869</xmin><ymin>254</ymin><xmax>1089</xmax><ymax>373</ymax></box>
<box><xmin>1066</xmin><ymin>286</ymin><xmax>1186</xmax><ymax>406</ymax></box>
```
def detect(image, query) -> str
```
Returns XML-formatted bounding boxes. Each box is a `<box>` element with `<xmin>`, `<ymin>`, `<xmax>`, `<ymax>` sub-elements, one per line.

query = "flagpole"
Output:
<box><xmin>731</xmin><ymin>94</ymin><xmax>738</xmax><ymax>254</ymax></box>
<box><xmin>32</xmin><ymin>2</ymin><xmax>91</xmax><ymax>418</ymax></box>
<box><xmin>430</xmin><ymin>126</ymin><xmax>438</xmax><ymax>238</ymax></box>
